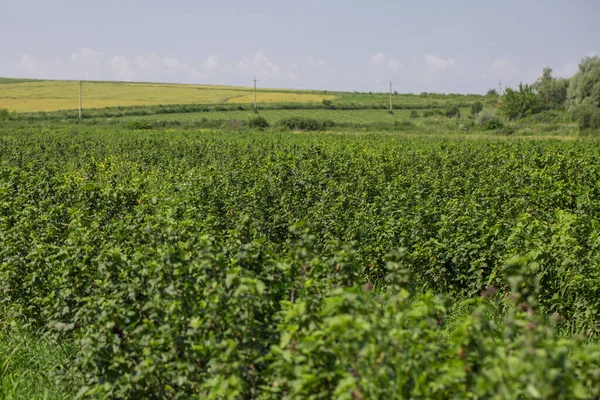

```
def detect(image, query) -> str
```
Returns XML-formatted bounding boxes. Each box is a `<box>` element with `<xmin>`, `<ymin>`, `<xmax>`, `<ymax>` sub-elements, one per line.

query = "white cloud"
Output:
<box><xmin>424</xmin><ymin>54</ymin><xmax>455</xmax><ymax>72</ymax></box>
<box><xmin>1</xmin><ymin>48</ymin><xmax>218</xmax><ymax>83</ymax></box>
<box><xmin>163</xmin><ymin>57</ymin><xmax>180</xmax><ymax>69</ymax></box>
<box><xmin>238</xmin><ymin>51</ymin><xmax>280</xmax><ymax>77</ymax></box>
<box><xmin>203</xmin><ymin>56</ymin><xmax>219</xmax><ymax>72</ymax></box>
<box><xmin>134</xmin><ymin>53</ymin><xmax>160</xmax><ymax>69</ymax></box>
<box><xmin>371</xmin><ymin>52</ymin><xmax>402</xmax><ymax>71</ymax></box>
<box><xmin>306</xmin><ymin>55</ymin><xmax>328</xmax><ymax>69</ymax></box>
<box><xmin>491</xmin><ymin>58</ymin><xmax>517</xmax><ymax>74</ymax></box>
<box><xmin>110</xmin><ymin>56</ymin><xmax>133</xmax><ymax>80</ymax></box>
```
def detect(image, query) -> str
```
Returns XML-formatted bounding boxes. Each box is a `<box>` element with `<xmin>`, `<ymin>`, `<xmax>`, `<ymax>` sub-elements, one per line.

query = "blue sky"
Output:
<box><xmin>1</xmin><ymin>0</ymin><xmax>598</xmax><ymax>93</ymax></box>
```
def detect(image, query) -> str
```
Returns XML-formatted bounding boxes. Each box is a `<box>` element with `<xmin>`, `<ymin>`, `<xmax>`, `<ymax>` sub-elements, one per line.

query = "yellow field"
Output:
<box><xmin>227</xmin><ymin>93</ymin><xmax>335</xmax><ymax>104</ymax></box>
<box><xmin>0</xmin><ymin>80</ymin><xmax>333</xmax><ymax>112</ymax></box>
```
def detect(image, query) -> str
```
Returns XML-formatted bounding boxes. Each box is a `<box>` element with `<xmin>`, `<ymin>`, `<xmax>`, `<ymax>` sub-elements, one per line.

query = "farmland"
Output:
<box><xmin>1</xmin><ymin>71</ymin><xmax>600</xmax><ymax>398</ymax></box>
<box><xmin>1</xmin><ymin>109</ymin><xmax>600</xmax><ymax>398</ymax></box>
<box><xmin>0</xmin><ymin>79</ymin><xmax>335</xmax><ymax>112</ymax></box>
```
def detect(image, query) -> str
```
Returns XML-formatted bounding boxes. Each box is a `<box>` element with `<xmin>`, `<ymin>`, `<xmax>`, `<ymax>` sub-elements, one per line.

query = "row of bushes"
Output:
<box><xmin>10</xmin><ymin>100</ymin><xmax>486</xmax><ymax>122</ymax></box>
<box><xmin>125</xmin><ymin>116</ymin><xmax>335</xmax><ymax>132</ymax></box>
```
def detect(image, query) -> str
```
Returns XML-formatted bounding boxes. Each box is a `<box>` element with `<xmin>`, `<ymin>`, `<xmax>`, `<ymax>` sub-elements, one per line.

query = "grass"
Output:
<box><xmin>118</xmin><ymin>107</ymin><xmax>474</xmax><ymax>123</ymax></box>
<box><xmin>0</xmin><ymin>308</ymin><xmax>74</xmax><ymax>400</ymax></box>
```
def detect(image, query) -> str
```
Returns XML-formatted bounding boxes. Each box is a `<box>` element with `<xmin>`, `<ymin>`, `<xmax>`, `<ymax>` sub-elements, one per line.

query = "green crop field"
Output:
<box><xmin>1</xmin><ymin>113</ymin><xmax>600</xmax><ymax>398</ymax></box>
<box><xmin>1</xmin><ymin>55</ymin><xmax>600</xmax><ymax>398</ymax></box>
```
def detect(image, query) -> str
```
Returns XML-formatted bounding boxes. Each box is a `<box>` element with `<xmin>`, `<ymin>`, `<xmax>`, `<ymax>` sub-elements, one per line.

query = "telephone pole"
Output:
<box><xmin>389</xmin><ymin>81</ymin><xmax>393</xmax><ymax>112</ymax></box>
<box><xmin>253</xmin><ymin>77</ymin><xmax>258</xmax><ymax>113</ymax></box>
<box><xmin>79</xmin><ymin>81</ymin><xmax>82</xmax><ymax>119</ymax></box>
<box><xmin>498</xmin><ymin>81</ymin><xmax>502</xmax><ymax>103</ymax></box>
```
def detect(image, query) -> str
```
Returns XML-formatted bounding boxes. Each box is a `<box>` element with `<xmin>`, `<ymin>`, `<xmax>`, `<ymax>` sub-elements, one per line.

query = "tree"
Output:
<box><xmin>471</xmin><ymin>101</ymin><xmax>484</xmax><ymax>115</ymax></box>
<box><xmin>567</xmin><ymin>56</ymin><xmax>600</xmax><ymax>110</ymax></box>
<box><xmin>486</xmin><ymin>88</ymin><xmax>498</xmax><ymax>97</ymax></box>
<box><xmin>533</xmin><ymin>67</ymin><xmax>569</xmax><ymax>110</ymax></box>
<box><xmin>445</xmin><ymin>105</ymin><xmax>461</xmax><ymax>118</ymax></box>
<box><xmin>500</xmin><ymin>83</ymin><xmax>543</xmax><ymax>120</ymax></box>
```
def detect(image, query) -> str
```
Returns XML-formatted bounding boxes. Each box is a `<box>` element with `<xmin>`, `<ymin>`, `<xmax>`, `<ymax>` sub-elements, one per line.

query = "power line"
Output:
<box><xmin>253</xmin><ymin>77</ymin><xmax>258</xmax><ymax>113</ymax></box>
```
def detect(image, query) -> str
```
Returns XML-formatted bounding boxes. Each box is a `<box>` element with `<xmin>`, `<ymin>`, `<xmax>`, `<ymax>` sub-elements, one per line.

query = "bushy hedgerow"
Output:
<box><xmin>278</xmin><ymin>117</ymin><xmax>335</xmax><ymax>131</ymax></box>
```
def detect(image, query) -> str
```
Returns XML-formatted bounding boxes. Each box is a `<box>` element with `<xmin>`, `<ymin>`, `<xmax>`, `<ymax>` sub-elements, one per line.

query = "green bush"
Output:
<box><xmin>471</xmin><ymin>101</ymin><xmax>484</xmax><ymax>115</ymax></box>
<box><xmin>248</xmin><ymin>115</ymin><xmax>269</xmax><ymax>130</ymax></box>
<box><xmin>409</xmin><ymin>110</ymin><xmax>420</xmax><ymax>118</ymax></box>
<box><xmin>501</xmin><ymin>83</ymin><xmax>543</xmax><ymax>120</ymax></box>
<box><xmin>0</xmin><ymin>108</ymin><xmax>12</xmax><ymax>121</ymax></box>
<box><xmin>394</xmin><ymin>120</ymin><xmax>416</xmax><ymax>130</ymax></box>
<box><xmin>279</xmin><ymin>117</ymin><xmax>334</xmax><ymax>131</ymax></box>
<box><xmin>484</xmin><ymin>118</ymin><xmax>504</xmax><ymax>130</ymax></box>
<box><xmin>572</xmin><ymin>105</ymin><xmax>600</xmax><ymax>130</ymax></box>
<box><xmin>125</xmin><ymin>120</ymin><xmax>153</xmax><ymax>130</ymax></box>
<box><xmin>423</xmin><ymin>109</ymin><xmax>443</xmax><ymax>118</ymax></box>
<box><xmin>445</xmin><ymin>105</ymin><xmax>461</xmax><ymax>118</ymax></box>
<box><xmin>322</xmin><ymin>99</ymin><xmax>335</xmax><ymax>109</ymax></box>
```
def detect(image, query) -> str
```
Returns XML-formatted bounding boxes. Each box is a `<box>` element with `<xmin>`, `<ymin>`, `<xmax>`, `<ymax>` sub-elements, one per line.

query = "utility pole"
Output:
<box><xmin>389</xmin><ymin>81</ymin><xmax>393</xmax><ymax>112</ymax></box>
<box><xmin>498</xmin><ymin>81</ymin><xmax>502</xmax><ymax>103</ymax></box>
<box><xmin>253</xmin><ymin>77</ymin><xmax>258</xmax><ymax>113</ymax></box>
<box><xmin>79</xmin><ymin>80</ymin><xmax>83</xmax><ymax>119</ymax></box>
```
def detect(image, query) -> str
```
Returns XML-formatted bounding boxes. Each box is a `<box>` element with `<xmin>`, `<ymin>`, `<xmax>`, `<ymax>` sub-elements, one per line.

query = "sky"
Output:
<box><xmin>0</xmin><ymin>0</ymin><xmax>598</xmax><ymax>94</ymax></box>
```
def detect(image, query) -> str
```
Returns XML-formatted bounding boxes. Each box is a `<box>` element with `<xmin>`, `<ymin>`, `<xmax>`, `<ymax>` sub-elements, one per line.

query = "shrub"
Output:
<box><xmin>486</xmin><ymin>88</ymin><xmax>498</xmax><ymax>97</ymax></box>
<box><xmin>410</xmin><ymin>110</ymin><xmax>420</xmax><ymax>119</ymax></box>
<box><xmin>248</xmin><ymin>116</ymin><xmax>269</xmax><ymax>130</ymax></box>
<box><xmin>484</xmin><ymin>118</ymin><xmax>504</xmax><ymax>130</ymax></box>
<box><xmin>226</xmin><ymin>119</ymin><xmax>244</xmax><ymax>131</ymax></box>
<box><xmin>394</xmin><ymin>120</ymin><xmax>416</xmax><ymax>130</ymax></box>
<box><xmin>279</xmin><ymin>117</ymin><xmax>334</xmax><ymax>131</ymax></box>
<box><xmin>125</xmin><ymin>120</ymin><xmax>153</xmax><ymax>130</ymax></box>
<box><xmin>572</xmin><ymin>105</ymin><xmax>600</xmax><ymax>130</ymax></box>
<box><xmin>423</xmin><ymin>109</ymin><xmax>443</xmax><ymax>118</ymax></box>
<box><xmin>445</xmin><ymin>105</ymin><xmax>461</xmax><ymax>118</ymax></box>
<box><xmin>322</xmin><ymin>99</ymin><xmax>335</xmax><ymax>109</ymax></box>
<box><xmin>471</xmin><ymin>102</ymin><xmax>484</xmax><ymax>115</ymax></box>
<box><xmin>0</xmin><ymin>108</ymin><xmax>13</xmax><ymax>121</ymax></box>
<box><xmin>501</xmin><ymin>83</ymin><xmax>543</xmax><ymax>120</ymax></box>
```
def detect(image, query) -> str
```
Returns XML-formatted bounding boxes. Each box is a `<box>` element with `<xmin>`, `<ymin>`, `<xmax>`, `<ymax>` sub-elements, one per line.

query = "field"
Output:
<box><xmin>1</xmin><ymin>82</ymin><xmax>600</xmax><ymax>398</ymax></box>
<box><xmin>0</xmin><ymin>79</ymin><xmax>335</xmax><ymax>112</ymax></box>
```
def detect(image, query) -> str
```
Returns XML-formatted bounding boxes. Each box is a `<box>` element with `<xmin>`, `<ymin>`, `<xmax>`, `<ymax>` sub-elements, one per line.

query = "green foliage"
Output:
<box><xmin>125</xmin><ymin>119</ymin><xmax>153</xmax><ymax>130</ymax></box>
<box><xmin>394</xmin><ymin>120</ymin><xmax>416</xmax><ymax>130</ymax></box>
<box><xmin>533</xmin><ymin>67</ymin><xmax>569</xmax><ymax>110</ymax></box>
<box><xmin>0</xmin><ymin>108</ymin><xmax>12</xmax><ymax>121</ymax></box>
<box><xmin>322</xmin><ymin>99</ymin><xmax>335</xmax><ymax>109</ymax></box>
<box><xmin>486</xmin><ymin>88</ymin><xmax>498</xmax><ymax>97</ymax></box>
<box><xmin>567</xmin><ymin>55</ymin><xmax>600</xmax><ymax>110</ymax></box>
<box><xmin>470</xmin><ymin>101</ymin><xmax>484</xmax><ymax>115</ymax></box>
<box><xmin>501</xmin><ymin>83</ymin><xmax>543</xmax><ymax>120</ymax></box>
<box><xmin>572</xmin><ymin>104</ymin><xmax>600</xmax><ymax>130</ymax></box>
<box><xmin>0</xmin><ymin>307</ymin><xmax>75</xmax><ymax>399</ymax></box>
<box><xmin>248</xmin><ymin>115</ymin><xmax>270</xmax><ymax>130</ymax></box>
<box><xmin>409</xmin><ymin>110</ymin><xmax>420</xmax><ymax>118</ymax></box>
<box><xmin>444</xmin><ymin>105</ymin><xmax>461</xmax><ymax>118</ymax></box>
<box><xmin>278</xmin><ymin>117</ymin><xmax>335</xmax><ymax>131</ymax></box>
<box><xmin>1</xmin><ymin>126</ymin><xmax>600</xmax><ymax>397</ymax></box>
<box><xmin>423</xmin><ymin>109</ymin><xmax>444</xmax><ymax>117</ymax></box>
<box><xmin>484</xmin><ymin>118</ymin><xmax>504</xmax><ymax>130</ymax></box>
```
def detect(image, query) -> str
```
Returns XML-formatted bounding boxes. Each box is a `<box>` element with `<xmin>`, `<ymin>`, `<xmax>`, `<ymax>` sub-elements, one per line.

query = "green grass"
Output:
<box><xmin>118</xmin><ymin>107</ymin><xmax>471</xmax><ymax>123</ymax></box>
<box><xmin>0</xmin><ymin>309</ymin><xmax>74</xmax><ymax>400</ymax></box>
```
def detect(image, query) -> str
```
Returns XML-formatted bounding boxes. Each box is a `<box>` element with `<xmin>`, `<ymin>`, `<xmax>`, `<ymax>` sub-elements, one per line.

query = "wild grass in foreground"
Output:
<box><xmin>0</xmin><ymin>307</ymin><xmax>74</xmax><ymax>400</ymax></box>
